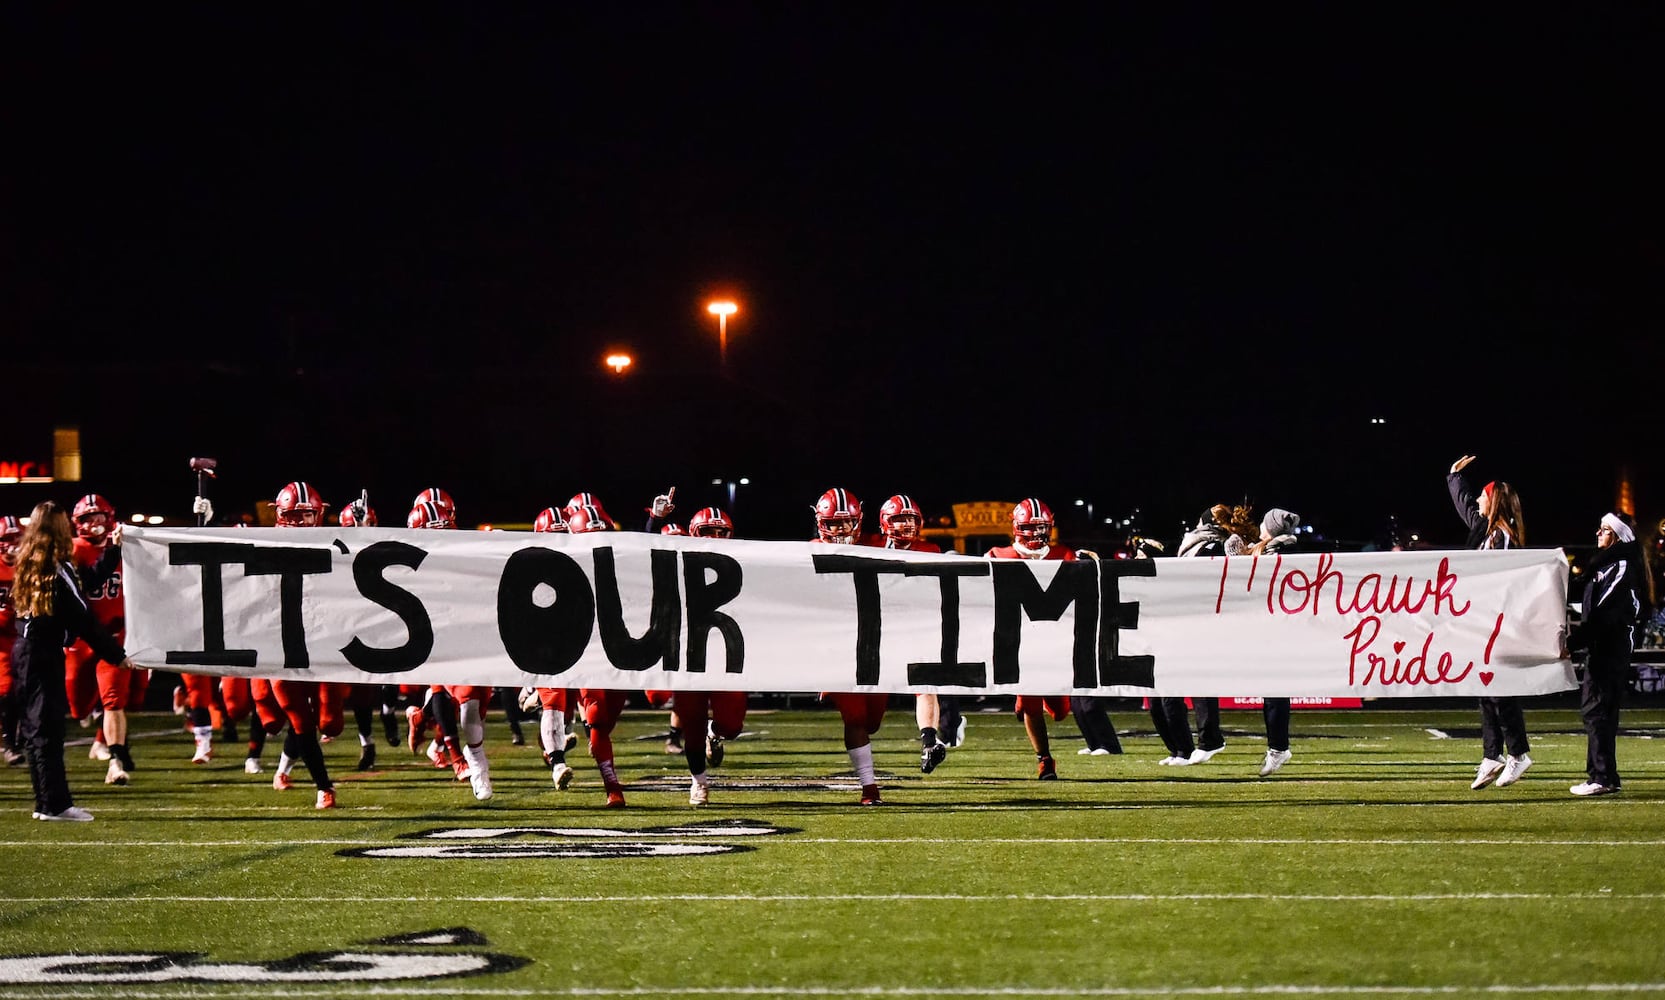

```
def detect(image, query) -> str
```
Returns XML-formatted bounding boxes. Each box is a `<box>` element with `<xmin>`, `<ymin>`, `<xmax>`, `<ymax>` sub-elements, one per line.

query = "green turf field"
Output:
<box><xmin>2</xmin><ymin>704</ymin><xmax>1663</xmax><ymax>998</ymax></box>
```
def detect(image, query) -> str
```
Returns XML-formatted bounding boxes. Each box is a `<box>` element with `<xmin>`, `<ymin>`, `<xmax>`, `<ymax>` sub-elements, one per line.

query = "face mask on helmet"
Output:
<box><xmin>566</xmin><ymin>505</ymin><xmax>611</xmax><ymax>533</ymax></box>
<box><xmin>413</xmin><ymin>488</ymin><xmax>456</xmax><ymax>522</ymax></box>
<box><xmin>814</xmin><ymin>488</ymin><xmax>861</xmax><ymax>543</ymax></box>
<box><xmin>880</xmin><ymin>494</ymin><xmax>923</xmax><ymax>541</ymax></box>
<box><xmin>689</xmin><ymin>507</ymin><xmax>734</xmax><ymax>538</ymax></box>
<box><xmin>72</xmin><ymin>494</ymin><xmax>116</xmax><ymax>542</ymax></box>
<box><xmin>0</xmin><ymin>517</ymin><xmax>21</xmax><ymax>562</ymax></box>
<box><xmin>274</xmin><ymin>483</ymin><xmax>326</xmax><ymax>528</ymax></box>
<box><xmin>1011</xmin><ymin>498</ymin><xmax>1054</xmax><ymax>552</ymax></box>
<box><xmin>407</xmin><ymin>502</ymin><xmax>455</xmax><ymax>530</ymax></box>
<box><xmin>534</xmin><ymin>507</ymin><xmax>568</xmax><ymax>533</ymax></box>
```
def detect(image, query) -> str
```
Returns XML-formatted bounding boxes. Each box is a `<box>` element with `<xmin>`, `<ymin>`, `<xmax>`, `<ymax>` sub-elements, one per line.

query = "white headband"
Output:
<box><xmin>1601</xmin><ymin>513</ymin><xmax>1635</xmax><ymax>543</ymax></box>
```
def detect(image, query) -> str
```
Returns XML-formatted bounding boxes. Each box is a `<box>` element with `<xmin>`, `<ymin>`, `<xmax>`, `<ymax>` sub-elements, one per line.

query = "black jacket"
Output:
<box><xmin>1569</xmin><ymin>539</ymin><xmax>1648</xmax><ymax>652</ymax></box>
<box><xmin>17</xmin><ymin>562</ymin><xmax>126</xmax><ymax>668</ymax></box>
<box><xmin>1446</xmin><ymin>471</ymin><xmax>1500</xmax><ymax>550</ymax></box>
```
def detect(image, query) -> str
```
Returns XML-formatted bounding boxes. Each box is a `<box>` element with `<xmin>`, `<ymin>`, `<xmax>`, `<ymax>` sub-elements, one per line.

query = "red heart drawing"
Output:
<box><xmin>1393</xmin><ymin>641</ymin><xmax>1406</xmax><ymax>655</ymax></box>
<box><xmin>1479</xmin><ymin>672</ymin><xmax>1494</xmax><ymax>686</ymax></box>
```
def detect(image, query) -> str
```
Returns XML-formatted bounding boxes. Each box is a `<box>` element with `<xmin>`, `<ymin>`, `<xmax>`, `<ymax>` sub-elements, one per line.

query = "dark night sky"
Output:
<box><xmin>3</xmin><ymin>7</ymin><xmax>1661</xmax><ymax>545</ymax></box>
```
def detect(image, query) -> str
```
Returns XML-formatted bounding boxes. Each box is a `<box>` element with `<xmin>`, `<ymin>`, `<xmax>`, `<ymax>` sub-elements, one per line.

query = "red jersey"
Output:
<box><xmin>884</xmin><ymin>537</ymin><xmax>942</xmax><ymax>553</ymax></box>
<box><xmin>72</xmin><ymin>537</ymin><xmax>125</xmax><ymax>632</ymax></box>
<box><xmin>809</xmin><ymin>534</ymin><xmax>888</xmax><ymax>547</ymax></box>
<box><xmin>986</xmin><ymin>544</ymin><xmax>1075</xmax><ymax>561</ymax></box>
<box><xmin>0</xmin><ymin>559</ymin><xmax>15</xmax><ymax>643</ymax></box>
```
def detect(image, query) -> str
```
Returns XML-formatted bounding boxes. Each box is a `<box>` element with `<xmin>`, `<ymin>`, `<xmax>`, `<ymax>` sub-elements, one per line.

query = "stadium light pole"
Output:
<box><xmin>707</xmin><ymin>300</ymin><xmax>738</xmax><ymax>369</ymax></box>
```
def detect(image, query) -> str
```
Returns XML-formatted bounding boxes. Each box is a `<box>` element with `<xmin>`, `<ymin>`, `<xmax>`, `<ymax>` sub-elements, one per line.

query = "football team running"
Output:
<box><xmin>1</xmin><ymin>459</ymin><xmax>1649</xmax><ymax>820</ymax></box>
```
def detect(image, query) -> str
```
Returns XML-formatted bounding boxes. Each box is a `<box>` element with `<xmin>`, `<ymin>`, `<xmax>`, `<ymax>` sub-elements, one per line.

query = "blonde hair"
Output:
<box><xmin>11</xmin><ymin>501</ymin><xmax>75</xmax><ymax>618</ymax></box>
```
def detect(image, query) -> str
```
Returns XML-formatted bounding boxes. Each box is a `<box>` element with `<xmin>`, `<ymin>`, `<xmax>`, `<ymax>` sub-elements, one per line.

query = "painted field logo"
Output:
<box><xmin>339</xmin><ymin>818</ymin><xmax>797</xmax><ymax>860</ymax></box>
<box><xmin>0</xmin><ymin>928</ymin><xmax>525</xmax><ymax>984</ymax></box>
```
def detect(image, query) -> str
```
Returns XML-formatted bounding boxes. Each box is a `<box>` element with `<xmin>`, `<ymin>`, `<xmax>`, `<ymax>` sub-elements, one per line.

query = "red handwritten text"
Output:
<box><xmin>1345</xmin><ymin>612</ymin><xmax>1506</xmax><ymax>688</ymax></box>
<box><xmin>1216</xmin><ymin>553</ymin><xmax>1471</xmax><ymax>619</ymax></box>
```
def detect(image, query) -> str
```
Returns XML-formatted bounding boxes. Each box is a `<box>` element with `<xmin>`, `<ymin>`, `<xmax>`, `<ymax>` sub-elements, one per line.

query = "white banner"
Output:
<box><xmin>120</xmin><ymin>527</ymin><xmax>1575</xmax><ymax>698</ymax></box>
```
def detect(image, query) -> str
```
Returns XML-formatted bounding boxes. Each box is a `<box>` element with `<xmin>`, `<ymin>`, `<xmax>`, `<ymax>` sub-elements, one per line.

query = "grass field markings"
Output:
<box><xmin>7</xmin><ymin>988</ymin><xmax>1665</xmax><ymax>1000</ymax></box>
<box><xmin>7</xmin><ymin>891</ymin><xmax>1663</xmax><ymax>903</ymax></box>
<box><xmin>8</xmin><ymin>835</ymin><xmax>1665</xmax><ymax>848</ymax></box>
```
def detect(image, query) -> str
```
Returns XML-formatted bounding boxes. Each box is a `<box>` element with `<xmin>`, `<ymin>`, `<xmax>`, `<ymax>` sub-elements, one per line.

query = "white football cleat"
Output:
<box><xmin>105</xmin><ymin>760</ymin><xmax>129</xmax><ymax>786</ymax></box>
<box><xmin>689</xmin><ymin>777</ymin><xmax>710</xmax><ymax>806</ymax></box>
<box><xmin>551</xmin><ymin>763</ymin><xmax>574</xmax><ymax>790</ymax></box>
<box><xmin>243</xmin><ymin>757</ymin><xmax>264</xmax><ymax>774</ymax></box>
<box><xmin>191</xmin><ymin>735</ymin><xmax>213</xmax><ymax>764</ymax></box>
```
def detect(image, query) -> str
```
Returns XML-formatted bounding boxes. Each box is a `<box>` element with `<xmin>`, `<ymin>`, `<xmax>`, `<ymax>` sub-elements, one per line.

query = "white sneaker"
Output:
<box><xmin>468</xmin><ymin>768</ymin><xmax>494</xmax><ymax>802</ymax></box>
<box><xmin>1165</xmin><ymin>755</ymin><xmax>1195</xmax><ymax>767</ymax></box>
<box><xmin>1077</xmin><ymin>746</ymin><xmax>1096</xmax><ymax>755</ymax></box>
<box><xmin>551</xmin><ymin>762</ymin><xmax>574</xmax><ymax>790</ymax></box>
<box><xmin>35</xmin><ymin>806</ymin><xmax>94</xmax><ymax>822</ymax></box>
<box><xmin>243</xmin><ymin>757</ymin><xmax>264</xmax><ymax>774</ymax></box>
<box><xmin>1496</xmin><ymin>753</ymin><xmax>1532</xmax><ymax>787</ymax></box>
<box><xmin>191</xmin><ymin>736</ymin><xmax>213</xmax><ymax>764</ymax></box>
<box><xmin>89</xmin><ymin>738</ymin><xmax>111</xmax><ymax>761</ymax></box>
<box><xmin>1570</xmin><ymin>781</ymin><xmax>1618</xmax><ymax>796</ymax></box>
<box><xmin>1259</xmin><ymin>748</ymin><xmax>1292</xmax><ymax>777</ymax></box>
<box><xmin>1471</xmin><ymin>757</ymin><xmax>1505</xmax><ymax>789</ymax></box>
<box><xmin>105</xmin><ymin>760</ymin><xmax>129</xmax><ymax>786</ymax></box>
<box><xmin>1189</xmin><ymin>746</ymin><xmax>1223</xmax><ymax>764</ymax></box>
<box><xmin>689</xmin><ymin>777</ymin><xmax>710</xmax><ymax>806</ymax></box>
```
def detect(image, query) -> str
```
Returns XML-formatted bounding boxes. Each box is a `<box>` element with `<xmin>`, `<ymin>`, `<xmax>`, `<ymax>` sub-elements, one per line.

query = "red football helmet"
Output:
<box><xmin>814</xmin><ymin>487</ymin><xmax>861</xmax><ymax>544</ymax></box>
<box><xmin>660</xmin><ymin>523</ymin><xmax>687</xmax><ymax>536</ymax></box>
<box><xmin>273</xmin><ymin>483</ymin><xmax>327</xmax><ymax>528</ymax></box>
<box><xmin>412</xmin><ymin>488</ymin><xmax>456</xmax><ymax>522</ymax></box>
<box><xmin>533</xmin><ymin>507</ymin><xmax>568</xmax><ymax>533</ymax></box>
<box><xmin>407</xmin><ymin>501</ymin><xmax>455</xmax><ymax>530</ymax></box>
<box><xmin>565</xmin><ymin>504</ymin><xmax>611</xmax><ymax>533</ymax></box>
<box><xmin>72</xmin><ymin>494</ymin><xmax>116</xmax><ymax>542</ymax></box>
<box><xmin>564</xmin><ymin>492</ymin><xmax>611</xmax><ymax>521</ymax></box>
<box><xmin>0</xmin><ymin>515</ymin><xmax>22</xmax><ymax>562</ymax></box>
<box><xmin>1012</xmin><ymin>497</ymin><xmax>1054</xmax><ymax>552</ymax></box>
<box><xmin>339</xmin><ymin>500</ymin><xmax>378</xmax><ymax>528</ymax></box>
<box><xmin>688</xmin><ymin>507</ymin><xmax>734</xmax><ymax>539</ymax></box>
<box><xmin>879</xmin><ymin>494</ymin><xmax>923</xmax><ymax>542</ymax></box>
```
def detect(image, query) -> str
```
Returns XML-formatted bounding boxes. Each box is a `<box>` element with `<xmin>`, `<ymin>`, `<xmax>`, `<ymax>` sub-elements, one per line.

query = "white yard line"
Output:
<box><xmin>5</xmin><ymin>891</ymin><xmax>1662</xmax><ymax>903</ymax></box>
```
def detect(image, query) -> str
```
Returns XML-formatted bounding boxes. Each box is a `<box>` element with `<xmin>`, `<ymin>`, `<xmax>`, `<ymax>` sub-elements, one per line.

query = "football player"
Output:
<box><xmin>66</xmin><ymin>494</ymin><xmax>146</xmax><ymax>785</ymax></box>
<box><xmin>0</xmin><ymin>516</ymin><xmax>23</xmax><ymax>765</ymax></box>
<box><xmin>647</xmin><ymin>497</ymin><xmax>748</xmax><ymax>806</ymax></box>
<box><xmin>567</xmin><ymin>499</ymin><xmax>631</xmax><ymax>806</ymax></box>
<box><xmin>877</xmin><ymin>494</ymin><xmax>961</xmax><ymax>775</ymax></box>
<box><xmin>407</xmin><ymin>496</ymin><xmax>493</xmax><ymax>801</ymax></box>
<box><xmin>987</xmin><ymin>498</ymin><xmax>1076</xmax><ymax>780</ymax></box>
<box><xmin>264</xmin><ymin>482</ymin><xmax>340</xmax><ymax>808</ymax></box>
<box><xmin>528</xmin><ymin>505</ymin><xmax>578</xmax><ymax>790</ymax></box>
<box><xmin>641</xmin><ymin>489</ymin><xmax>689</xmax><ymax>755</ymax></box>
<box><xmin>336</xmin><ymin>494</ymin><xmax>390</xmax><ymax>768</ymax></box>
<box><xmin>813</xmin><ymin>488</ymin><xmax>889</xmax><ymax>805</ymax></box>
